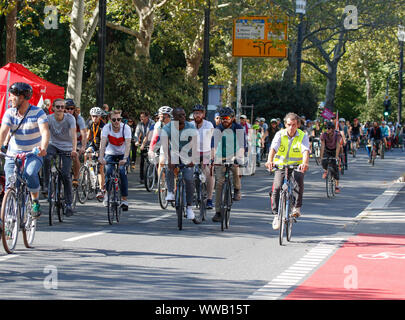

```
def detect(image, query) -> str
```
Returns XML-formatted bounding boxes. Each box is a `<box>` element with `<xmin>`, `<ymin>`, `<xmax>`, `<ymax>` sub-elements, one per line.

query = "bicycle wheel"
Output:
<box><xmin>176</xmin><ymin>180</ymin><xmax>184</xmax><ymax>230</ymax></box>
<box><xmin>286</xmin><ymin>196</ymin><xmax>294</xmax><ymax>242</ymax></box>
<box><xmin>158</xmin><ymin>167</ymin><xmax>168</xmax><ymax>209</ymax></box>
<box><xmin>314</xmin><ymin>145</ymin><xmax>321</xmax><ymax>166</ymax></box>
<box><xmin>225</xmin><ymin>180</ymin><xmax>232</xmax><ymax>229</ymax></box>
<box><xmin>278</xmin><ymin>192</ymin><xmax>286</xmax><ymax>246</ymax></box>
<box><xmin>339</xmin><ymin>155</ymin><xmax>344</xmax><ymax>175</ymax></box>
<box><xmin>326</xmin><ymin>169</ymin><xmax>335</xmax><ymax>198</ymax></box>
<box><xmin>78</xmin><ymin>166</ymin><xmax>90</xmax><ymax>203</ymax></box>
<box><xmin>380</xmin><ymin>143</ymin><xmax>384</xmax><ymax>159</ymax></box>
<box><xmin>56</xmin><ymin>176</ymin><xmax>65</xmax><ymax>222</ymax></box>
<box><xmin>220</xmin><ymin>181</ymin><xmax>229</xmax><ymax>232</ymax></box>
<box><xmin>48</xmin><ymin>175</ymin><xmax>57</xmax><ymax>226</ymax></box>
<box><xmin>1</xmin><ymin>189</ymin><xmax>19</xmax><ymax>254</ymax></box>
<box><xmin>107</xmin><ymin>180</ymin><xmax>114</xmax><ymax>225</ymax></box>
<box><xmin>145</xmin><ymin>163</ymin><xmax>155</xmax><ymax>192</ymax></box>
<box><xmin>199</xmin><ymin>182</ymin><xmax>208</xmax><ymax>222</ymax></box>
<box><xmin>115</xmin><ymin>181</ymin><xmax>122</xmax><ymax>223</ymax></box>
<box><xmin>22</xmin><ymin>193</ymin><xmax>36</xmax><ymax>248</ymax></box>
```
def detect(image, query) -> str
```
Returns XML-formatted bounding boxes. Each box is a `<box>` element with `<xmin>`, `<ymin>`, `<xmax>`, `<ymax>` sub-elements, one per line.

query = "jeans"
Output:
<box><xmin>271</xmin><ymin>168</ymin><xmax>304</xmax><ymax>214</ymax></box>
<box><xmin>105</xmin><ymin>154</ymin><xmax>129</xmax><ymax>197</ymax></box>
<box><xmin>166</xmin><ymin>166</ymin><xmax>194</xmax><ymax>206</ymax></box>
<box><xmin>4</xmin><ymin>153</ymin><xmax>43</xmax><ymax>193</ymax></box>
<box><xmin>43</xmin><ymin>144</ymin><xmax>73</xmax><ymax>206</ymax></box>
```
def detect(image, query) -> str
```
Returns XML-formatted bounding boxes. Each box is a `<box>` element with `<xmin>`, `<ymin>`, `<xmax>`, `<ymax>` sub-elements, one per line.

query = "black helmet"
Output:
<box><xmin>65</xmin><ymin>99</ymin><xmax>76</xmax><ymax>108</ymax></box>
<box><xmin>192</xmin><ymin>104</ymin><xmax>205</xmax><ymax>112</ymax></box>
<box><xmin>9</xmin><ymin>82</ymin><xmax>33</xmax><ymax>100</ymax></box>
<box><xmin>326</xmin><ymin>121</ymin><xmax>334</xmax><ymax>129</ymax></box>
<box><xmin>219</xmin><ymin>107</ymin><xmax>235</xmax><ymax>117</ymax></box>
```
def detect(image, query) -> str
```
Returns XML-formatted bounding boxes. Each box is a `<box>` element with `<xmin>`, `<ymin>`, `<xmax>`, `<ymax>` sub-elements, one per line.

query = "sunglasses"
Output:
<box><xmin>111</xmin><ymin>118</ymin><xmax>122</xmax><ymax>122</ymax></box>
<box><xmin>221</xmin><ymin>116</ymin><xmax>231</xmax><ymax>121</ymax></box>
<box><xmin>66</xmin><ymin>108</ymin><xmax>75</xmax><ymax>111</ymax></box>
<box><xmin>54</xmin><ymin>105</ymin><xmax>65</xmax><ymax>109</ymax></box>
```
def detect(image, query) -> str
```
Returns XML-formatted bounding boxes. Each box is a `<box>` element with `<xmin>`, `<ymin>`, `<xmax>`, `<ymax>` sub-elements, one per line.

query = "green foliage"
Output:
<box><xmin>334</xmin><ymin>80</ymin><xmax>365</xmax><ymax>122</ymax></box>
<box><xmin>245</xmin><ymin>80</ymin><xmax>319</xmax><ymax>121</ymax></box>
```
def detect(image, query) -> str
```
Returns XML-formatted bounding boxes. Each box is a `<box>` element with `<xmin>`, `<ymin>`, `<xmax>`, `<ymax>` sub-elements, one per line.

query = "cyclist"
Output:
<box><xmin>65</xmin><ymin>99</ymin><xmax>87</xmax><ymax>188</ymax></box>
<box><xmin>43</xmin><ymin>99</ymin><xmax>77</xmax><ymax>217</ymax></box>
<box><xmin>192</xmin><ymin>104</ymin><xmax>215</xmax><ymax>209</ymax></box>
<box><xmin>98</xmin><ymin>110</ymin><xmax>132</xmax><ymax>211</ymax></box>
<box><xmin>380</xmin><ymin>121</ymin><xmax>389</xmax><ymax>149</ymax></box>
<box><xmin>367</xmin><ymin>121</ymin><xmax>383</xmax><ymax>162</ymax></box>
<box><xmin>160</xmin><ymin>107</ymin><xmax>199</xmax><ymax>223</ymax></box>
<box><xmin>0</xmin><ymin>82</ymin><xmax>50</xmax><ymax>218</ymax></box>
<box><xmin>350</xmin><ymin>118</ymin><xmax>362</xmax><ymax>151</ymax></box>
<box><xmin>265</xmin><ymin>112</ymin><xmax>309</xmax><ymax>229</ymax></box>
<box><xmin>148</xmin><ymin>106</ymin><xmax>173</xmax><ymax>184</ymax></box>
<box><xmin>212</xmin><ymin>107</ymin><xmax>246</xmax><ymax>223</ymax></box>
<box><xmin>86</xmin><ymin>107</ymin><xmax>106</xmax><ymax>199</ymax></box>
<box><xmin>320</xmin><ymin>121</ymin><xmax>342</xmax><ymax>193</ymax></box>
<box><xmin>134</xmin><ymin>111</ymin><xmax>155</xmax><ymax>184</ymax></box>
<box><xmin>339</xmin><ymin>118</ymin><xmax>349</xmax><ymax>170</ymax></box>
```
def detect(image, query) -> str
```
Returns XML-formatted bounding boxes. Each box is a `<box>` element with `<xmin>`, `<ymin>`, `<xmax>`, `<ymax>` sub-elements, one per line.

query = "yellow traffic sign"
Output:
<box><xmin>232</xmin><ymin>16</ymin><xmax>288</xmax><ymax>58</ymax></box>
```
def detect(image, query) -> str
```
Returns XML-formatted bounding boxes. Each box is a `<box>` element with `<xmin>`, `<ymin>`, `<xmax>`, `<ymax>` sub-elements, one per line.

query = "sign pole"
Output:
<box><xmin>236</xmin><ymin>57</ymin><xmax>242</xmax><ymax>124</ymax></box>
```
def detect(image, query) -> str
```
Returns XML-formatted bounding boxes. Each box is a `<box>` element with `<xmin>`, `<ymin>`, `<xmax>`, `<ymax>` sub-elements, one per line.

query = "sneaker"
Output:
<box><xmin>322</xmin><ymin>171</ymin><xmax>327</xmax><ymax>179</ymax></box>
<box><xmin>292</xmin><ymin>207</ymin><xmax>301</xmax><ymax>218</ymax></box>
<box><xmin>206</xmin><ymin>199</ymin><xmax>213</xmax><ymax>210</ymax></box>
<box><xmin>72</xmin><ymin>179</ymin><xmax>79</xmax><ymax>188</ymax></box>
<box><xmin>121</xmin><ymin>200</ymin><xmax>128</xmax><ymax>211</ymax></box>
<box><xmin>233</xmin><ymin>189</ymin><xmax>241</xmax><ymax>201</ymax></box>
<box><xmin>65</xmin><ymin>205</ymin><xmax>74</xmax><ymax>217</ymax></box>
<box><xmin>272</xmin><ymin>215</ymin><xmax>280</xmax><ymax>230</ymax></box>
<box><xmin>186</xmin><ymin>206</ymin><xmax>195</xmax><ymax>220</ymax></box>
<box><xmin>103</xmin><ymin>197</ymin><xmax>108</xmax><ymax>207</ymax></box>
<box><xmin>31</xmin><ymin>200</ymin><xmax>41</xmax><ymax>218</ymax></box>
<box><xmin>96</xmin><ymin>190</ymin><xmax>104</xmax><ymax>200</ymax></box>
<box><xmin>165</xmin><ymin>192</ymin><xmax>175</xmax><ymax>201</ymax></box>
<box><xmin>212</xmin><ymin>212</ymin><xmax>222</xmax><ymax>222</ymax></box>
<box><xmin>335</xmin><ymin>186</ymin><xmax>341</xmax><ymax>193</ymax></box>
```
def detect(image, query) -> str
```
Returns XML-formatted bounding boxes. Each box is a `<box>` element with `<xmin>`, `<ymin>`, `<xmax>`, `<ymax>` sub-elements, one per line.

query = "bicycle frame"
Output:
<box><xmin>106</xmin><ymin>161</ymin><xmax>122</xmax><ymax>225</ymax></box>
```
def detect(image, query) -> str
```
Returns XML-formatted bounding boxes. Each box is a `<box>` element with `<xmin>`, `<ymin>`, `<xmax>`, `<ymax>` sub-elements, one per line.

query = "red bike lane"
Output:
<box><xmin>285</xmin><ymin>234</ymin><xmax>405</xmax><ymax>300</ymax></box>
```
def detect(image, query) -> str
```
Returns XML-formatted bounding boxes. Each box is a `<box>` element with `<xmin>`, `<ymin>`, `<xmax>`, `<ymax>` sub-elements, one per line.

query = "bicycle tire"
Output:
<box><xmin>158</xmin><ymin>167</ymin><xmax>168</xmax><ymax>210</ymax></box>
<box><xmin>220</xmin><ymin>180</ymin><xmax>228</xmax><ymax>232</ymax></box>
<box><xmin>57</xmin><ymin>176</ymin><xmax>65</xmax><ymax>223</ymax></box>
<box><xmin>326</xmin><ymin>169</ymin><xmax>335</xmax><ymax>198</ymax></box>
<box><xmin>225</xmin><ymin>180</ymin><xmax>232</xmax><ymax>229</ymax></box>
<box><xmin>115</xmin><ymin>180</ymin><xmax>122</xmax><ymax>223</ymax></box>
<box><xmin>145</xmin><ymin>163</ymin><xmax>155</xmax><ymax>192</ymax></box>
<box><xmin>107</xmin><ymin>181</ymin><xmax>114</xmax><ymax>225</ymax></box>
<box><xmin>78</xmin><ymin>166</ymin><xmax>90</xmax><ymax>203</ymax></box>
<box><xmin>199</xmin><ymin>182</ymin><xmax>208</xmax><ymax>222</ymax></box>
<box><xmin>22</xmin><ymin>193</ymin><xmax>36</xmax><ymax>248</ymax></box>
<box><xmin>48</xmin><ymin>175</ymin><xmax>57</xmax><ymax>226</ymax></box>
<box><xmin>278</xmin><ymin>192</ymin><xmax>286</xmax><ymax>246</ymax></box>
<box><xmin>1</xmin><ymin>188</ymin><xmax>19</xmax><ymax>254</ymax></box>
<box><xmin>286</xmin><ymin>196</ymin><xmax>293</xmax><ymax>242</ymax></box>
<box><xmin>380</xmin><ymin>143</ymin><xmax>384</xmax><ymax>159</ymax></box>
<box><xmin>176</xmin><ymin>180</ymin><xmax>184</xmax><ymax>230</ymax></box>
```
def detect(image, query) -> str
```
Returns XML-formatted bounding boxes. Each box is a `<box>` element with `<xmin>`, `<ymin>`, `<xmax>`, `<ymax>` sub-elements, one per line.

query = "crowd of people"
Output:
<box><xmin>1</xmin><ymin>81</ymin><xmax>404</xmax><ymax>231</ymax></box>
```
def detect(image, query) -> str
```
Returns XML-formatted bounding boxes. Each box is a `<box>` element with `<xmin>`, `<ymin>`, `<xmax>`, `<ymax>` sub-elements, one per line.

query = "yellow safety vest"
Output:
<box><xmin>274</xmin><ymin>129</ymin><xmax>305</xmax><ymax>166</ymax></box>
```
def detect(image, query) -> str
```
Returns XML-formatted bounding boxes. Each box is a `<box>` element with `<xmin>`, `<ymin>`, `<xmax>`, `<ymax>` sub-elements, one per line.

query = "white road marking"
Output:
<box><xmin>64</xmin><ymin>231</ymin><xmax>109</xmax><ymax>242</ymax></box>
<box><xmin>0</xmin><ymin>255</ymin><xmax>19</xmax><ymax>262</ymax></box>
<box><xmin>248</xmin><ymin>238</ymin><xmax>345</xmax><ymax>300</ymax></box>
<box><xmin>139</xmin><ymin>212</ymin><xmax>174</xmax><ymax>223</ymax></box>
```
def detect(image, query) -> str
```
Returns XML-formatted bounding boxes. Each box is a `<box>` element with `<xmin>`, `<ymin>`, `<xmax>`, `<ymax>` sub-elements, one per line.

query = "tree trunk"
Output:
<box><xmin>325</xmin><ymin>63</ymin><xmax>338</xmax><ymax>111</ymax></box>
<box><xmin>283</xmin><ymin>41</ymin><xmax>297</xmax><ymax>83</ymax></box>
<box><xmin>363</xmin><ymin>68</ymin><xmax>371</xmax><ymax>103</ymax></box>
<box><xmin>134</xmin><ymin>7</ymin><xmax>154</xmax><ymax>59</ymax></box>
<box><xmin>184</xmin><ymin>20</ymin><xmax>205</xmax><ymax>79</ymax></box>
<box><xmin>66</xmin><ymin>0</ymin><xmax>99</xmax><ymax>106</ymax></box>
<box><xmin>5</xmin><ymin>5</ymin><xmax>17</xmax><ymax>63</ymax></box>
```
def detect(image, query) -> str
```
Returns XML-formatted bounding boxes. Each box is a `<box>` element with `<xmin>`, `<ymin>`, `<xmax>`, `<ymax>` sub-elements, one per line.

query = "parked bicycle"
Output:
<box><xmin>48</xmin><ymin>151</ymin><xmax>72</xmax><ymax>226</ymax></box>
<box><xmin>0</xmin><ymin>151</ymin><xmax>38</xmax><ymax>254</ymax></box>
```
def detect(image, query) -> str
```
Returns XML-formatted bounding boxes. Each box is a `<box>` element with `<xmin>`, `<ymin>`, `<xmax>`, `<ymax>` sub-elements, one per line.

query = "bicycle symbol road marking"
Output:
<box><xmin>357</xmin><ymin>252</ymin><xmax>405</xmax><ymax>260</ymax></box>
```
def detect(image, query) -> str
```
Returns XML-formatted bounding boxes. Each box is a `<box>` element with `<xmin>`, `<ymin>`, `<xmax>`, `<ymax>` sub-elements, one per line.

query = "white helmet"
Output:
<box><xmin>90</xmin><ymin>107</ymin><xmax>103</xmax><ymax>116</ymax></box>
<box><xmin>158</xmin><ymin>106</ymin><xmax>172</xmax><ymax>115</ymax></box>
<box><xmin>339</xmin><ymin>118</ymin><xmax>345</xmax><ymax>122</ymax></box>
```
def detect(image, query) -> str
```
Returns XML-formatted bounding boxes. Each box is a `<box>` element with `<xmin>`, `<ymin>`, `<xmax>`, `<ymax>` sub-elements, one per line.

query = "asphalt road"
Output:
<box><xmin>0</xmin><ymin>147</ymin><xmax>404</xmax><ymax>300</ymax></box>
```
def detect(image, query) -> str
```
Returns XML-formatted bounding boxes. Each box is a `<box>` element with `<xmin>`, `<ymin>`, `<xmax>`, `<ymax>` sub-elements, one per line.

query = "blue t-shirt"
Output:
<box><xmin>2</xmin><ymin>105</ymin><xmax>48</xmax><ymax>156</ymax></box>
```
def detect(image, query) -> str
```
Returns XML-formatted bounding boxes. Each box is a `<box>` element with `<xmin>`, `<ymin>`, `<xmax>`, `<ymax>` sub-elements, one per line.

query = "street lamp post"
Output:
<box><xmin>398</xmin><ymin>25</ymin><xmax>404</xmax><ymax>124</ymax></box>
<box><xmin>96</xmin><ymin>0</ymin><xmax>107</xmax><ymax>109</ymax></box>
<box><xmin>295</xmin><ymin>0</ymin><xmax>306</xmax><ymax>87</ymax></box>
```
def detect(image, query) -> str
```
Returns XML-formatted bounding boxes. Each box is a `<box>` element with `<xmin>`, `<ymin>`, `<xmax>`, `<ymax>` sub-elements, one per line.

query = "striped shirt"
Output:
<box><xmin>2</xmin><ymin>105</ymin><xmax>48</xmax><ymax>156</ymax></box>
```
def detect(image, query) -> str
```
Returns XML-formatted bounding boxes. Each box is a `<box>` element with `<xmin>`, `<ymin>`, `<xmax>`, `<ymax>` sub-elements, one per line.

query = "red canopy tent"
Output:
<box><xmin>0</xmin><ymin>63</ymin><xmax>65</xmax><ymax>120</ymax></box>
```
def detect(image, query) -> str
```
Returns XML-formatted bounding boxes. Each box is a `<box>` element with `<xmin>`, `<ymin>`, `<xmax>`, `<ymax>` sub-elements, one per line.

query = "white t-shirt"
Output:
<box><xmin>101</xmin><ymin>122</ymin><xmax>132</xmax><ymax>156</ymax></box>
<box><xmin>193</xmin><ymin>119</ymin><xmax>214</xmax><ymax>153</ymax></box>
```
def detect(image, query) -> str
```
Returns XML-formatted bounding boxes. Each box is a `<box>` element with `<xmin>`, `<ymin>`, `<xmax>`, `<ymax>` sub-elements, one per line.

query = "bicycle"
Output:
<box><xmin>350</xmin><ymin>137</ymin><xmax>359</xmax><ymax>158</ymax></box>
<box><xmin>78</xmin><ymin>151</ymin><xmax>103</xmax><ymax>203</ymax></box>
<box><xmin>174</xmin><ymin>164</ymin><xmax>187</xmax><ymax>230</ymax></box>
<box><xmin>145</xmin><ymin>153</ymin><xmax>159</xmax><ymax>192</ymax></box>
<box><xmin>216</xmin><ymin>161</ymin><xmax>235</xmax><ymax>232</ymax></box>
<box><xmin>0</xmin><ymin>151</ymin><xmax>38</xmax><ymax>253</ymax></box>
<box><xmin>157</xmin><ymin>164</ymin><xmax>169</xmax><ymax>210</ymax></box>
<box><xmin>194</xmin><ymin>164</ymin><xmax>208</xmax><ymax>222</ymax></box>
<box><xmin>311</xmin><ymin>138</ymin><xmax>321</xmax><ymax>166</ymax></box>
<box><xmin>368</xmin><ymin>139</ymin><xmax>381</xmax><ymax>166</ymax></box>
<box><xmin>105</xmin><ymin>161</ymin><xmax>124</xmax><ymax>225</ymax></box>
<box><xmin>273</xmin><ymin>164</ymin><xmax>299</xmax><ymax>245</ymax></box>
<box><xmin>323</xmin><ymin>157</ymin><xmax>338</xmax><ymax>198</ymax></box>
